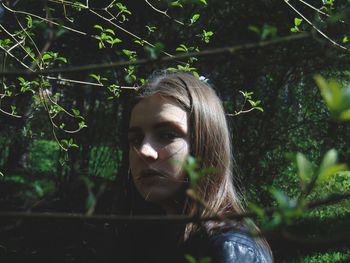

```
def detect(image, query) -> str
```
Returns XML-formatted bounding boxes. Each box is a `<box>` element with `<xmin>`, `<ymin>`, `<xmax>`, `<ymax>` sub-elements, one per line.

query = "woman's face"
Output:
<box><xmin>128</xmin><ymin>94</ymin><xmax>189</xmax><ymax>205</ymax></box>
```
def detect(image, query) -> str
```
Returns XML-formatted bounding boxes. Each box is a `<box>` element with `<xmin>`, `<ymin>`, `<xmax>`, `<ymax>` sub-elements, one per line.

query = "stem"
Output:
<box><xmin>144</xmin><ymin>0</ymin><xmax>184</xmax><ymax>26</ymax></box>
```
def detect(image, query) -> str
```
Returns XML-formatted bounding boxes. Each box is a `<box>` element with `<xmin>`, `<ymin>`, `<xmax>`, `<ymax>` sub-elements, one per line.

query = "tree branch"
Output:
<box><xmin>0</xmin><ymin>33</ymin><xmax>311</xmax><ymax>76</ymax></box>
<box><xmin>0</xmin><ymin>191</ymin><xmax>348</xmax><ymax>222</ymax></box>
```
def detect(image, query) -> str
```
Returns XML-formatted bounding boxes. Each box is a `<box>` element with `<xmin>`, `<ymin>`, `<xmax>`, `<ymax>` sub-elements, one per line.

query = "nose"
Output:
<box><xmin>139</xmin><ymin>141</ymin><xmax>158</xmax><ymax>160</ymax></box>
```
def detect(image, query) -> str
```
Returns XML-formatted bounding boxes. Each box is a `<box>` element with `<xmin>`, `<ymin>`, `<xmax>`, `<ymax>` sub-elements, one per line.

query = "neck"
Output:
<box><xmin>160</xmin><ymin>198</ymin><xmax>184</xmax><ymax>215</ymax></box>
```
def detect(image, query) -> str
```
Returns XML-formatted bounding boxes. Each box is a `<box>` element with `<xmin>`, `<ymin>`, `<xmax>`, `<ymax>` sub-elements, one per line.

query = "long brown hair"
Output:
<box><xmin>133</xmin><ymin>71</ymin><xmax>245</xmax><ymax>240</ymax></box>
<box><xmin>124</xmin><ymin>71</ymin><xmax>273</xmax><ymax>260</ymax></box>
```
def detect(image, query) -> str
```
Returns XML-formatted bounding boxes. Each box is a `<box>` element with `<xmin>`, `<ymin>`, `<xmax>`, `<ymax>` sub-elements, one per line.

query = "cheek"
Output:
<box><xmin>162</xmin><ymin>140</ymin><xmax>189</xmax><ymax>170</ymax></box>
<box><xmin>129</xmin><ymin>149</ymin><xmax>139</xmax><ymax>178</ymax></box>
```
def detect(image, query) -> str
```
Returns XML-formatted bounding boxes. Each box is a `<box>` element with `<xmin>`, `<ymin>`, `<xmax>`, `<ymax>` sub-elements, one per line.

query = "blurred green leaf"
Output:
<box><xmin>296</xmin><ymin>152</ymin><xmax>314</xmax><ymax>186</ymax></box>
<box><xmin>200</xmin><ymin>257</ymin><xmax>211</xmax><ymax>263</ymax></box>
<box><xmin>314</xmin><ymin>74</ymin><xmax>350</xmax><ymax>121</ymax></box>
<box><xmin>184</xmin><ymin>254</ymin><xmax>196</xmax><ymax>263</ymax></box>
<box><xmin>270</xmin><ymin>188</ymin><xmax>290</xmax><ymax>208</ymax></box>
<box><xmin>317</xmin><ymin>149</ymin><xmax>347</xmax><ymax>184</ymax></box>
<box><xmin>248</xmin><ymin>202</ymin><xmax>266</xmax><ymax>218</ymax></box>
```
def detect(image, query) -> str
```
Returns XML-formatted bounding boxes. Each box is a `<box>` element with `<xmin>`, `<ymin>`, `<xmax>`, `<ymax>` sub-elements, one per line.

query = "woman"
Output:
<box><xmin>121</xmin><ymin>71</ymin><xmax>273</xmax><ymax>263</ymax></box>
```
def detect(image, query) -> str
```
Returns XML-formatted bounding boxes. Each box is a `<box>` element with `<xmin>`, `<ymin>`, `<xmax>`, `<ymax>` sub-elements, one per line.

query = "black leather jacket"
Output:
<box><xmin>209</xmin><ymin>230</ymin><xmax>273</xmax><ymax>263</ymax></box>
<box><xmin>122</xmin><ymin>224</ymin><xmax>273</xmax><ymax>263</ymax></box>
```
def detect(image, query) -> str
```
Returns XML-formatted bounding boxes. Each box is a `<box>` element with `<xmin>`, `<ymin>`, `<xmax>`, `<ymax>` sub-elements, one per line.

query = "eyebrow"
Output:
<box><xmin>128</xmin><ymin>121</ymin><xmax>186</xmax><ymax>135</ymax></box>
<box><xmin>127</xmin><ymin>127</ymin><xmax>141</xmax><ymax>134</ymax></box>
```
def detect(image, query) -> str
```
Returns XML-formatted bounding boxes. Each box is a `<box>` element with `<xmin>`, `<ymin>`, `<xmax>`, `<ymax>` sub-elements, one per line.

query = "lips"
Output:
<box><xmin>139</xmin><ymin>169</ymin><xmax>165</xmax><ymax>179</ymax></box>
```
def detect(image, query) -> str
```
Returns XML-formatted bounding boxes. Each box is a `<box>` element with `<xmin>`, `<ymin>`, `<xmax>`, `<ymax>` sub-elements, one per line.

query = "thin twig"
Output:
<box><xmin>0</xmin><ymin>24</ymin><xmax>36</xmax><ymax>64</ymax></box>
<box><xmin>1</xmin><ymin>2</ymin><xmax>92</xmax><ymax>38</ymax></box>
<box><xmin>88</xmin><ymin>9</ymin><xmax>174</xmax><ymax>58</ymax></box>
<box><xmin>0</xmin><ymin>108</ymin><xmax>22</xmax><ymax>118</ymax></box>
<box><xmin>48</xmin><ymin>0</ymin><xmax>87</xmax><ymax>9</ymax></box>
<box><xmin>0</xmin><ymin>45</ymin><xmax>34</xmax><ymax>71</ymax></box>
<box><xmin>14</xmin><ymin>15</ymin><xmax>43</xmax><ymax>70</ymax></box>
<box><xmin>46</xmin><ymin>76</ymin><xmax>138</xmax><ymax>90</ymax></box>
<box><xmin>227</xmin><ymin>108</ymin><xmax>255</xmax><ymax>117</ymax></box>
<box><xmin>144</xmin><ymin>0</ymin><xmax>185</xmax><ymax>26</ymax></box>
<box><xmin>297</xmin><ymin>0</ymin><xmax>348</xmax><ymax>25</ymax></box>
<box><xmin>284</xmin><ymin>0</ymin><xmax>348</xmax><ymax>50</ymax></box>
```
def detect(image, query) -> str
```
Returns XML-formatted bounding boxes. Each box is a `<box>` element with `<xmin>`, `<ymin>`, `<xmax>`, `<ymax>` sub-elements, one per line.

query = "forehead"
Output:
<box><xmin>130</xmin><ymin>94</ymin><xmax>188</xmax><ymax>131</ymax></box>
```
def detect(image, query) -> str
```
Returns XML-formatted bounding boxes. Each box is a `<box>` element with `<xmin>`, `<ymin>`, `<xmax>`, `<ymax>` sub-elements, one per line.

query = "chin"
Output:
<box><xmin>141</xmin><ymin>189</ymin><xmax>170</xmax><ymax>203</ymax></box>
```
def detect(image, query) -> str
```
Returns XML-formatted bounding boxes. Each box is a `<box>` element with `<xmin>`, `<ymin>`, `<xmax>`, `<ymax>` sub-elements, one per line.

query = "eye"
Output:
<box><xmin>157</xmin><ymin>130</ymin><xmax>180</xmax><ymax>142</ymax></box>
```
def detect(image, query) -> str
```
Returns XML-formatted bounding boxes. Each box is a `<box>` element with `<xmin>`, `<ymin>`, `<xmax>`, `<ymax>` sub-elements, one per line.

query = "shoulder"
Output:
<box><xmin>209</xmin><ymin>230</ymin><xmax>273</xmax><ymax>263</ymax></box>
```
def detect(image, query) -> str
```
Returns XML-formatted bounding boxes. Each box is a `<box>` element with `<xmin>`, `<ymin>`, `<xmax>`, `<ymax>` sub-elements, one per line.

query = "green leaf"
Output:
<box><xmin>169</xmin><ymin>1</ymin><xmax>183</xmax><ymax>8</ymax></box>
<box><xmin>318</xmin><ymin>164</ymin><xmax>348</xmax><ymax>184</ymax></box>
<box><xmin>198</xmin><ymin>30</ymin><xmax>214</xmax><ymax>43</ymax></box>
<box><xmin>122</xmin><ymin>49</ymin><xmax>133</xmax><ymax>57</ymax></box>
<box><xmin>146</xmin><ymin>25</ymin><xmax>157</xmax><ymax>33</ymax></box>
<box><xmin>248</xmin><ymin>25</ymin><xmax>260</xmax><ymax>34</ymax></box>
<box><xmin>176</xmin><ymin>44</ymin><xmax>188</xmax><ymax>52</ymax></box>
<box><xmin>105</xmin><ymin>28</ymin><xmax>115</xmax><ymax>35</ymax></box>
<box><xmin>145</xmin><ymin>42</ymin><xmax>164</xmax><ymax>59</ymax></box>
<box><xmin>79</xmin><ymin>121</ymin><xmax>87</xmax><ymax>128</ymax></box>
<box><xmin>260</xmin><ymin>24</ymin><xmax>277</xmax><ymax>40</ymax></box>
<box><xmin>296</xmin><ymin>152</ymin><xmax>314</xmax><ymax>184</ymax></box>
<box><xmin>342</xmin><ymin>36</ymin><xmax>349</xmax><ymax>43</ymax></box>
<box><xmin>42</xmin><ymin>53</ymin><xmax>53</xmax><ymax>61</ymax></box>
<box><xmin>190</xmin><ymin>14</ymin><xmax>200</xmax><ymax>24</ymax></box>
<box><xmin>199</xmin><ymin>257</ymin><xmax>211</xmax><ymax>263</ymax></box>
<box><xmin>314</xmin><ymin>74</ymin><xmax>350</xmax><ymax>120</ymax></box>
<box><xmin>316</xmin><ymin>75</ymin><xmax>342</xmax><ymax>109</ymax></box>
<box><xmin>72</xmin><ymin>108</ymin><xmax>80</xmax><ymax>116</ymax></box>
<box><xmin>57</xmin><ymin>57</ymin><xmax>67</xmax><ymax>63</ymax></box>
<box><xmin>317</xmin><ymin>149</ymin><xmax>347</xmax><ymax>183</ymax></box>
<box><xmin>17</xmin><ymin>77</ymin><xmax>26</xmax><ymax>84</ymax></box>
<box><xmin>112</xmin><ymin>38</ymin><xmax>122</xmax><ymax>44</ymax></box>
<box><xmin>324</xmin><ymin>0</ymin><xmax>334</xmax><ymax>6</ymax></box>
<box><xmin>248</xmin><ymin>202</ymin><xmax>266</xmax><ymax>218</ymax></box>
<box><xmin>184</xmin><ymin>254</ymin><xmax>197</xmax><ymax>263</ymax></box>
<box><xmin>89</xmin><ymin>74</ymin><xmax>100</xmax><ymax>82</ymax></box>
<box><xmin>26</xmin><ymin>15</ymin><xmax>33</xmax><ymax>28</ymax></box>
<box><xmin>270</xmin><ymin>188</ymin><xmax>290</xmax><ymax>208</ymax></box>
<box><xmin>11</xmin><ymin>105</ymin><xmax>17</xmax><ymax>114</ymax></box>
<box><xmin>294</xmin><ymin>17</ymin><xmax>303</xmax><ymax>26</ymax></box>
<box><xmin>33</xmin><ymin>181</ymin><xmax>44</xmax><ymax>197</ymax></box>
<box><xmin>290</xmin><ymin>27</ymin><xmax>299</xmax><ymax>33</ymax></box>
<box><xmin>339</xmin><ymin>109</ymin><xmax>350</xmax><ymax>120</ymax></box>
<box><xmin>134</xmin><ymin>39</ymin><xmax>144</xmax><ymax>46</ymax></box>
<box><xmin>94</xmin><ymin>24</ymin><xmax>103</xmax><ymax>31</ymax></box>
<box><xmin>319</xmin><ymin>149</ymin><xmax>337</xmax><ymax>172</ymax></box>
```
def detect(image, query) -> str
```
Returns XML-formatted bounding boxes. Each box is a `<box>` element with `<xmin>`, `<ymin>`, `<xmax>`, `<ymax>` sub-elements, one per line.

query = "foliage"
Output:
<box><xmin>296</xmin><ymin>249</ymin><xmax>350</xmax><ymax>263</ymax></box>
<box><xmin>0</xmin><ymin>0</ymin><xmax>350</xmax><ymax>262</ymax></box>
<box><xmin>28</xmin><ymin>140</ymin><xmax>60</xmax><ymax>174</ymax></box>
